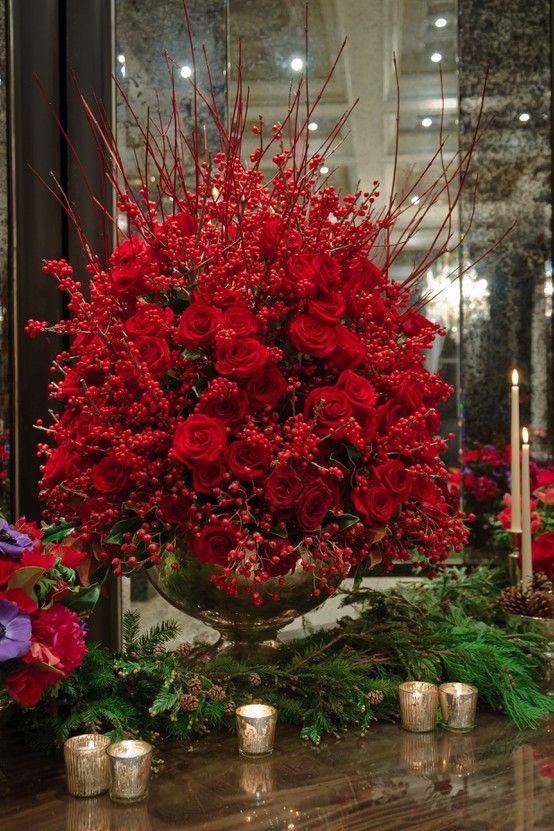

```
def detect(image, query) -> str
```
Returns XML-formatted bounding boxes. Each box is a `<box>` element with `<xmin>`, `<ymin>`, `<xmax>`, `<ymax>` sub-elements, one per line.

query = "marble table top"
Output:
<box><xmin>2</xmin><ymin>713</ymin><xmax>553</xmax><ymax>830</ymax></box>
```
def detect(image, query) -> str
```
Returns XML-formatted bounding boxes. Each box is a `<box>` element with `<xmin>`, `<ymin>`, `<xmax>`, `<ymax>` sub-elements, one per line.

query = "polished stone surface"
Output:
<box><xmin>2</xmin><ymin>714</ymin><xmax>553</xmax><ymax>830</ymax></box>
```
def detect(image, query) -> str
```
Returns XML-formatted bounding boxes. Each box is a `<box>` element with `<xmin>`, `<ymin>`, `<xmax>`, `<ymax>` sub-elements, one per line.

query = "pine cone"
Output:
<box><xmin>499</xmin><ymin>586</ymin><xmax>529</xmax><ymax>616</ymax></box>
<box><xmin>176</xmin><ymin>642</ymin><xmax>193</xmax><ymax>659</ymax></box>
<box><xmin>180</xmin><ymin>693</ymin><xmax>200</xmax><ymax>712</ymax></box>
<box><xmin>153</xmin><ymin>644</ymin><xmax>166</xmax><ymax>656</ymax></box>
<box><xmin>531</xmin><ymin>572</ymin><xmax>553</xmax><ymax>593</ymax></box>
<box><xmin>207</xmin><ymin>684</ymin><xmax>226</xmax><ymax>701</ymax></box>
<box><xmin>366</xmin><ymin>689</ymin><xmax>384</xmax><ymax>706</ymax></box>
<box><xmin>224</xmin><ymin>700</ymin><xmax>236</xmax><ymax>715</ymax></box>
<box><xmin>248</xmin><ymin>672</ymin><xmax>262</xmax><ymax>688</ymax></box>
<box><xmin>527</xmin><ymin>590</ymin><xmax>554</xmax><ymax>619</ymax></box>
<box><xmin>186</xmin><ymin>675</ymin><xmax>202</xmax><ymax>694</ymax></box>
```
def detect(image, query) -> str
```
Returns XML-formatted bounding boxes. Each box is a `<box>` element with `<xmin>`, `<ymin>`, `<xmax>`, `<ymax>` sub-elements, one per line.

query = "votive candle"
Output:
<box><xmin>520</xmin><ymin>427</ymin><xmax>533</xmax><ymax>589</ymax></box>
<box><xmin>64</xmin><ymin>734</ymin><xmax>111</xmax><ymax>797</ymax></box>
<box><xmin>398</xmin><ymin>681</ymin><xmax>438</xmax><ymax>732</ymax></box>
<box><xmin>107</xmin><ymin>740</ymin><xmax>153</xmax><ymax>803</ymax></box>
<box><xmin>439</xmin><ymin>682</ymin><xmax>478</xmax><ymax>732</ymax></box>
<box><xmin>510</xmin><ymin>369</ymin><xmax>522</xmax><ymax>532</ymax></box>
<box><xmin>235</xmin><ymin>704</ymin><xmax>278</xmax><ymax>756</ymax></box>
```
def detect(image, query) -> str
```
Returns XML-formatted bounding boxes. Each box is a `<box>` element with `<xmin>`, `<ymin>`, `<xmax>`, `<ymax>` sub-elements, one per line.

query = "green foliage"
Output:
<box><xmin>10</xmin><ymin>567</ymin><xmax>554</xmax><ymax>756</ymax></box>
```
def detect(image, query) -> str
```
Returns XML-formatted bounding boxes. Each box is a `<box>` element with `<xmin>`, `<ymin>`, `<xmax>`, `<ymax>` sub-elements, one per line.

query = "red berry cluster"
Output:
<box><xmin>33</xmin><ymin>84</ymin><xmax>467</xmax><ymax>603</ymax></box>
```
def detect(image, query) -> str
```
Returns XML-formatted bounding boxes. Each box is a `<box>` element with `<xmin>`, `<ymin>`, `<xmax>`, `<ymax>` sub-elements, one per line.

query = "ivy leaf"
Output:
<box><xmin>105</xmin><ymin>517</ymin><xmax>142</xmax><ymax>545</ymax></box>
<box><xmin>62</xmin><ymin>584</ymin><xmax>101</xmax><ymax>614</ymax></box>
<box><xmin>7</xmin><ymin>566</ymin><xmax>44</xmax><ymax>595</ymax></box>
<box><xmin>41</xmin><ymin>522</ymin><xmax>76</xmax><ymax>544</ymax></box>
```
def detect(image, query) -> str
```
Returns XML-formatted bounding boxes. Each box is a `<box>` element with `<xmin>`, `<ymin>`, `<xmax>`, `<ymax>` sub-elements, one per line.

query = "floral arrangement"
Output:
<box><xmin>0</xmin><ymin>515</ymin><xmax>93</xmax><ymax>706</ymax></box>
<box><xmin>495</xmin><ymin>467</ymin><xmax>554</xmax><ymax>579</ymax></box>
<box><xmin>27</xmin><ymin>42</ymin><xmax>475</xmax><ymax>604</ymax></box>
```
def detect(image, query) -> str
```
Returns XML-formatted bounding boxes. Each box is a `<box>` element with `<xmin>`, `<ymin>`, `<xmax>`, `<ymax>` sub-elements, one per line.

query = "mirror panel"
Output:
<box><xmin>0</xmin><ymin>0</ymin><xmax>11</xmax><ymax>519</ymax></box>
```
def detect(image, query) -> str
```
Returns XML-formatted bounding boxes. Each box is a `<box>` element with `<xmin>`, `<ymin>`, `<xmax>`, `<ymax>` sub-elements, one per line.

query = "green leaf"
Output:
<box><xmin>182</xmin><ymin>348</ymin><xmax>202</xmax><ymax>360</ymax></box>
<box><xmin>105</xmin><ymin>517</ymin><xmax>142</xmax><ymax>545</ymax></box>
<box><xmin>269</xmin><ymin>526</ymin><xmax>288</xmax><ymax>538</ymax></box>
<box><xmin>62</xmin><ymin>584</ymin><xmax>101</xmax><ymax>614</ymax></box>
<box><xmin>152</xmin><ymin>689</ymin><xmax>180</xmax><ymax>713</ymax></box>
<box><xmin>7</xmin><ymin>566</ymin><xmax>44</xmax><ymax>595</ymax></box>
<box><xmin>345</xmin><ymin>445</ymin><xmax>361</xmax><ymax>465</ymax></box>
<box><xmin>41</xmin><ymin>522</ymin><xmax>76</xmax><ymax>544</ymax></box>
<box><xmin>330</xmin><ymin>513</ymin><xmax>360</xmax><ymax>531</ymax></box>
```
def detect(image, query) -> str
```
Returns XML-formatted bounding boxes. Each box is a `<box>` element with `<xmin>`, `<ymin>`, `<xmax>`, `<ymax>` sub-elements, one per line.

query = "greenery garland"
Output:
<box><xmin>11</xmin><ymin>568</ymin><xmax>554</xmax><ymax>754</ymax></box>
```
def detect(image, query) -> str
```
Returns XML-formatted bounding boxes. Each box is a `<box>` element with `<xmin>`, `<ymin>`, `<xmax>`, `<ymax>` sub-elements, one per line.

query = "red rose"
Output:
<box><xmin>289</xmin><ymin>314</ymin><xmax>336</xmax><ymax>357</ymax></box>
<box><xmin>162</xmin><ymin>210</ymin><xmax>197</xmax><ymax>237</ymax></box>
<box><xmin>313</xmin><ymin>254</ymin><xmax>341</xmax><ymax>293</ymax></box>
<box><xmin>124</xmin><ymin>303</ymin><xmax>174</xmax><ymax>338</ymax></box>
<box><xmin>308</xmin><ymin>293</ymin><xmax>346</xmax><ymax>323</ymax></box>
<box><xmin>285</xmin><ymin>253</ymin><xmax>320</xmax><ymax>296</ymax></box>
<box><xmin>401</xmin><ymin>310</ymin><xmax>433</xmax><ymax>338</ymax></box>
<box><xmin>157</xmin><ymin>495</ymin><xmax>192</xmax><ymax>526</ymax></box>
<box><xmin>226</xmin><ymin>440</ymin><xmax>271</xmax><ymax>479</ymax></box>
<box><xmin>336</xmin><ymin>369</ymin><xmax>377</xmax><ymax>411</ymax></box>
<box><xmin>215</xmin><ymin>337</ymin><xmax>269</xmax><ymax>378</ymax></box>
<box><xmin>0</xmin><ymin>558</ymin><xmax>18</xmax><ymax>586</ymax></box>
<box><xmin>176</xmin><ymin>303</ymin><xmax>221</xmax><ymax>348</ymax></box>
<box><xmin>343</xmin><ymin>258</ymin><xmax>384</xmax><ymax>301</ymax></box>
<box><xmin>26</xmin><ymin>605</ymin><xmax>87</xmax><ymax>678</ymax></box>
<box><xmin>296</xmin><ymin>480</ymin><xmax>334</xmax><ymax>530</ymax></box>
<box><xmin>264</xmin><ymin>466</ymin><xmax>303</xmax><ymax>510</ymax></box>
<box><xmin>172</xmin><ymin>414</ymin><xmax>227</xmax><ymax>467</ymax></box>
<box><xmin>198</xmin><ymin>385</ymin><xmax>249</xmax><ymax>427</ymax></box>
<box><xmin>193</xmin><ymin>524</ymin><xmax>236</xmax><ymax>566</ymax></box>
<box><xmin>62</xmin><ymin>413</ymin><xmax>96</xmax><ymax>447</ymax></box>
<box><xmin>223</xmin><ymin>305</ymin><xmax>258</xmax><ymax>337</ymax></box>
<box><xmin>91</xmin><ymin>455</ymin><xmax>131</xmax><ymax>494</ymax></box>
<box><xmin>536</xmin><ymin>469</ymin><xmax>554</xmax><ymax>488</ymax></box>
<box><xmin>304</xmin><ymin>386</ymin><xmax>352</xmax><ymax>435</ymax></box>
<box><xmin>192</xmin><ymin>459</ymin><xmax>225</xmax><ymax>493</ymax></box>
<box><xmin>42</xmin><ymin>447</ymin><xmax>82</xmax><ymax>487</ymax></box>
<box><xmin>109</xmin><ymin>237</ymin><xmax>154</xmax><ymax>297</ymax></box>
<box><xmin>6</xmin><ymin>667</ymin><xmax>51</xmax><ymax>706</ymax></box>
<box><xmin>246</xmin><ymin>366</ymin><xmax>288</xmax><ymax>410</ymax></box>
<box><xmin>532</xmin><ymin>531</ymin><xmax>554</xmax><ymax>580</ymax></box>
<box><xmin>352</xmin><ymin>485</ymin><xmax>398</xmax><ymax>523</ymax></box>
<box><xmin>328</xmin><ymin>325</ymin><xmax>365</xmax><ymax>369</ymax></box>
<box><xmin>259</xmin><ymin>218</ymin><xmax>302</xmax><ymax>260</ymax></box>
<box><xmin>374</xmin><ymin>460</ymin><xmax>412</xmax><ymax>500</ymax></box>
<box><xmin>134</xmin><ymin>336</ymin><xmax>171</xmax><ymax>378</ymax></box>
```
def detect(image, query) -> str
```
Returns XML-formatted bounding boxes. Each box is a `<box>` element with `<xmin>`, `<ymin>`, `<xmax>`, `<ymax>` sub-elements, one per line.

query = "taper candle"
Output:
<box><xmin>520</xmin><ymin>427</ymin><xmax>532</xmax><ymax>589</ymax></box>
<box><xmin>510</xmin><ymin>370</ymin><xmax>521</xmax><ymax>532</ymax></box>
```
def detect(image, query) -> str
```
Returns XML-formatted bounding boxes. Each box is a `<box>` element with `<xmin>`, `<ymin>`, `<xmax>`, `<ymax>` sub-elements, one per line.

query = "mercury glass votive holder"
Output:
<box><xmin>439</xmin><ymin>682</ymin><xmax>478</xmax><ymax>732</ymax></box>
<box><xmin>107</xmin><ymin>740</ymin><xmax>153</xmax><ymax>803</ymax></box>
<box><xmin>399</xmin><ymin>730</ymin><xmax>441</xmax><ymax>774</ymax></box>
<box><xmin>235</xmin><ymin>704</ymin><xmax>278</xmax><ymax>756</ymax></box>
<box><xmin>64</xmin><ymin>734</ymin><xmax>112</xmax><ymax>797</ymax></box>
<box><xmin>398</xmin><ymin>681</ymin><xmax>439</xmax><ymax>732</ymax></box>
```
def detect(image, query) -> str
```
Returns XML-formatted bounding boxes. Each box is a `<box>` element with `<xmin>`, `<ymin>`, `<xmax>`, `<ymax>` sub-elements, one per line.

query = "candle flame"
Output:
<box><xmin>522</xmin><ymin>427</ymin><xmax>529</xmax><ymax>444</ymax></box>
<box><xmin>512</xmin><ymin>369</ymin><xmax>519</xmax><ymax>386</ymax></box>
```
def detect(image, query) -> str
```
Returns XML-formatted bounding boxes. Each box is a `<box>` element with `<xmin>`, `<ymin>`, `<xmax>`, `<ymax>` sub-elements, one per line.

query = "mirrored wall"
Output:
<box><xmin>0</xmin><ymin>0</ymin><xmax>10</xmax><ymax>519</ymax></box>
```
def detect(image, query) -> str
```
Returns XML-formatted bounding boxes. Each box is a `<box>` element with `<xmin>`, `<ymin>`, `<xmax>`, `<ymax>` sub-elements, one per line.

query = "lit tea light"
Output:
<box><xmin>236</xmin><ymin>704</ymin><xmax>278</xmax><ymax>756</ymax></box>
<box><xmin>439</xmin><ymin>682</ymin><xmax>478</xmax><ymax>732</ymax></box>
<box><xmin>64</xmin><ymin>733</ymin><xmax>111</xmax><ymax>797</ymax></box>
<box><xmin>107</xmin><ymin>740</ymin><xmax>153</xmax><ymax>803</ymax></box>
<box><xmin>398</xmin><ymin>681</ymin><xmax>439</xmax><ymax>732</ymax></box>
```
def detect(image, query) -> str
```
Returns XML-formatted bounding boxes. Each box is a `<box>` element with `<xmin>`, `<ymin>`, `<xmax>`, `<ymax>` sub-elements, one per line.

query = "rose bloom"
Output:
<box><xmin>258</xmin><ymin>218</ymin><xmax>302</xmax><ymax>261</ymax></box>
<box><xmin>225</xmin><ymin>440</ymin><xmax>271</xmax><ymax>479</ymax></box>
<box><xmin>109</xmin><ymin>237</ymin><xmax>154</xmax><ymax>297</ymax></box>
<box><xmin>328</xmin><ymin>325</ymin><xmax>365</xmax><ymax>369</ymax></box>
<box><xmin>264</xmin><ymin>466</ymin><xmax>302</xmax><ymax>510</ymax></box>
<box><xmin>536</xmin><ymin>468</ymin><xmax>554</xmax><ymax>488</ymax></box>
<box><xmin>374</xmin><ymin>460</ymin><xmax>412</xmax><ymax>500</ymax></box>
<box><xmin>125</xmin><ymin>303</ymin><xmax>174</xmax><ymax>338</ymax></box>
<box><xmin>192</xmin><ymin>459</ymin><xmax>225</xmax><ymax>493</ymax></box>
<box><xmin>246</xmin><ymin>366</ymin><xmax>288</xmax><ymax>410</ymax></box>
<box><xmin>304</xmin><ymin>386</ymin><xmax>352</xmax><ymax>436</ymax></box>
<box><xmin>172</xmin><ymin>414</ymin><xmax>227</xmax><ymax>467</ymax></box>
<box><xmin>336</xmin><ymin>369</ymin><xmax>377</xmax><ymax>411</ymax></box>
<box><xmin>157</xmin><ymin>494</ymin><xmax>192</xmax><ymax>526</ymax></box>
<box><xmin>296</xmin><ymin>479</ymin><xmax>334</xmax><ymax>531</ymax></box>
<box><xmin>343</xmin><ymin>258</ymin><xmax>383</xmax><ymax>301</ymax></box>
<box><xmin>289</xmin><ymin>314</ymin><xmax>336</xmax><ymax>357</ymax></box>
<box><xmin>193</xmin><ymin>524</ymin><xmax>236</xmax><ymax>566</ymax></box>
<box><xmin>198</xmin><ymin>385</ymin><xmax>249</xmax><ymax>427</ymax></box>
<box><xmin>532</xmin><ymin>531</ymin><xmax>554</xmax><ymax>580</ymax></box>
<box><xmin>223</xmin><ymin>305</ymin><xmax>258</xmax><ymax>337</ymax></box>
<box><xmin>215</xmin><ymin>337</ymin><xmax>269</xmax><ymax>378</ymax></box>
<box><xmin>6</xmin><ymin>666</ymin><xmax>52</xmax><ymax>707</ymax></box>
<box><xmin>175</xmin><ymin>302</ymin><xmax>220</xmax><ymax>347</ymax></box>
<box><xmin>352</xmin><ymin>484</ymin><xmax>398</xmax><ymax>524</ymax></box>
<box><xmin>42</xmin><ymin>446</ymin><xmax>83</xmax><ymax>488</ymax></box>
<box><xmin>535</xmin><ymin>486</ymin><xmax>554</xmax><ymax>506</ymax></box>
<box><xmin>133</xmin><ymin>336</ymin><xmax>172</xmax><ymax>378</ymax></box>
<box><xmin>285</xmin><ymin>252</ymin><xmax>322</xmax><ymax>296</ymax></box>
<box><xmin>308</xmin><ymin>293</ymin><xmax>345</xmax><ymax>323</ymax></box>
<box><xmin>91</xmin><ymin>454</ymin><xmax>131</xmax><ymax>494</ymax></box>
<box><xmin>312</xmin><ymin>254</ymin><xmax>341</xmax><ymax>293</ymax></box>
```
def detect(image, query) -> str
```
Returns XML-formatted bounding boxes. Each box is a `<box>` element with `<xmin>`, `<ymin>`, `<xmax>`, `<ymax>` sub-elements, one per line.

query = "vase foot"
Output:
<box><xmin>193</xmin><ymin>635</ymin><xmax>281</xmax><ymax>662</ymax></box>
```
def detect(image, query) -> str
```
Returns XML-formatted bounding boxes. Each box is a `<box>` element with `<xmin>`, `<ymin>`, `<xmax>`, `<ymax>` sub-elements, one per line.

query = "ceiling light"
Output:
<box><xmin>120</xmin><ymin>64</ymin><xmax>126</xmax><ymax>78</ymax></box>
<box><xmin>117</xmin><ymin>53</ymin><xmax>126</xmax><ymax>64</ymax></box>
<box><xmin>290</xmin><ymin>57</ymin><xmax>304</xmax><ymax>72</ymax></box>
<box><xmin>421</xmin><ymin>117</ymin><xmax>433</xmax><ymax>128</ymax></box>
<box><xmin>434</xmin><ymin>17</ymin><xmax>447</xmax><ymax>28</ymax></box>
<box><xmin>320</xmin><ymin>166</ymin><xmax>329</xmax><ymax>174</ymax></box>
<box><xmin>411</xmin><ymin>196</ymin><xmax>421</xmax><ymax>205</ymax></box>
<box><xmin>180</xmin><ymin>65</ymin><xmax>192</xmax><ymax>79</ymax></box>
<box><xmin>430</xmin><ymin>52</ymin><xmax>442</xmax><ymax>63</ymax></box>
<box><xmin>308</xmin><ymin>121</ymin><xmax>318</xmax><ymax>132</ymax></box>
<box><xmin>519</xmin><ymin>112</ymin><xmax>530</xmax><ymax>122</ymax></box>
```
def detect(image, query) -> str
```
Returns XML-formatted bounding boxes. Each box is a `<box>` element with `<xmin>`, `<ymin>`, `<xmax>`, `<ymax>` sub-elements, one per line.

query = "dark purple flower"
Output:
<box><xmin>0</xmin><ymin>599</ymin><xmax>32</xmax><ymax>661</ymax></box>
<box><xmin>0</xmin><ymin>518</ymin><xmax>33</xmax><ymax>559</ymax></box>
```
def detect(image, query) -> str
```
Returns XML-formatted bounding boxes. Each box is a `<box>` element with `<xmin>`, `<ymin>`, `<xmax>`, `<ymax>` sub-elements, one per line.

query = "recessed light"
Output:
<box><xmin>180</xmin><ymin>65</ymin><xmax>192</xmax><ymax>79</ymax></box>
<box><xmin>430</xmin><ymin>52</ymin><xmax>442</xmax><ymax>63</ymax></box>
<box><xmin>320</xmin><ymin>166</ymin><xmax>329</xmax><ymax>174</ymax></box>
<box><xmin>117</xmin><ymin>53</ymin><xmax>126</xmax><ymax>64</ymax></box>
<box><xmin>308</xmin><ymin>122</ymin><xmax>318</xmax><ymax>132</ymax></box>
<box><xmin>421</xmin><ymin>117</ymin><xmax>433</xmax><ymax>128</ymax></box>
<box><xmin>120</xmin><ymin>65</ymin><xmax>126</xmax><ymax>78</ymax></box>
<box><xmin>519</xmin><ymin>112</ymin><xmax>530</xmax><ymax>122</ymax></box>
<box><xmin>290</xmin><ymin>57</ymin><xmax>304</xmax><ymax>72</ymax></box>
<box><xmin>434</xmin><ymin>17</ymin><xmax>447</xmax><ymax>28</ymax></box>
<box><xmin>411</xmin><ymin>196</ymin><xmax>421</xmax><ymax>205</ymax></box>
